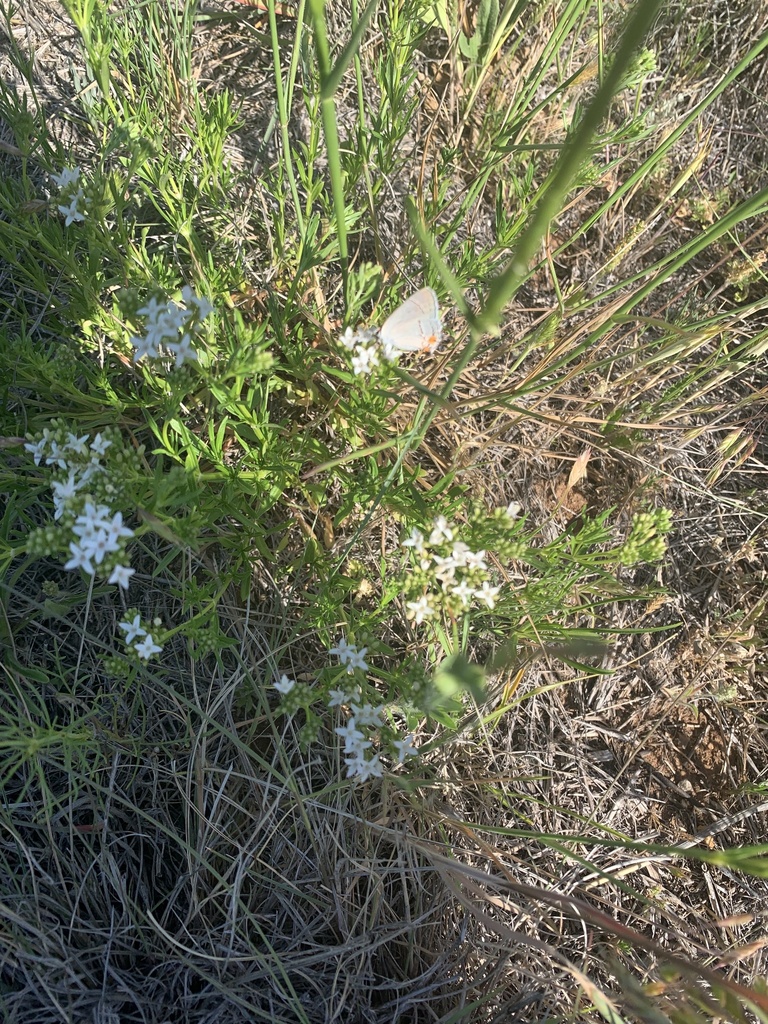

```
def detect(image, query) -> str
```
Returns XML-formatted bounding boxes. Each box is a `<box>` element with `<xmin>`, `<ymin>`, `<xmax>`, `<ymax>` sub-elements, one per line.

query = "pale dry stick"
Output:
<box><xmin>674</xmin><ymin>800</ymin><xmax>768</xmax><ymax>851</ymax></box>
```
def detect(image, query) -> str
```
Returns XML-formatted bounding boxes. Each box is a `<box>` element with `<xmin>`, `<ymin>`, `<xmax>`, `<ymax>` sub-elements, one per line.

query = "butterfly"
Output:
<box><xmin>379</xmin><ymin>287</ymin><xmax>442</xmax><ymax>354</ymax></box>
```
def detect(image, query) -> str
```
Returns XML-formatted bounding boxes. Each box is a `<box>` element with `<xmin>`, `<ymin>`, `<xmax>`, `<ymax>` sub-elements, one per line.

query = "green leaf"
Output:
<box><xmin>459</xmin><ymin>0</ymin><xmax>499</xmax><ymax>63</ymax></box>
<box><xmin>432</xmin><ymin>653</ymin><xmax>486</xmax><ymax>705</ymax></box>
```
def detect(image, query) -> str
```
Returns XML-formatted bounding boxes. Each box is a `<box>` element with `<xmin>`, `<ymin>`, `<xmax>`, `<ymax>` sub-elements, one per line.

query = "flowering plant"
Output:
<box><xmin>129</xmin><ymin>286</ymin><xmax>214</xmax><ymax>366</ymax></box>
<box><xmin>271</xmin><ymin>635</ymin><xmax>419</xmax><ymax>782</ymax></box>
<box><xmin>24</xmin><ymin>423</ymin><xmax>140</xmax><ymax>590</ymax></box>
<box><xmin>51</xmin><ymin>165</ymin><xmax>89</xmax><ymax>226</ymax></box>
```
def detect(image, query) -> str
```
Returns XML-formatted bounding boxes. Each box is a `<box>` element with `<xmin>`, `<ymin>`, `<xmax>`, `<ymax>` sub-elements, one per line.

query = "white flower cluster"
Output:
<box><xmin>119</xmin><ymin>613</ymin><xmax>164</xmax><ymax>662</ymax></box>
<box><xmin>130</xmin><ymin>287</ymin><xmax>213</xmax><ymax>367</ymax></box>
<box><xmin>402</xmin><ymin>514</ymin><xmax>503</xmax><ymax>623</ymax></box>
<box><xmin>24</xmin><ymin>427</ymin><xmax>136</xmax><ymax>589</ymax></box>
<box><xmin>271</xmin><ymin>635</ymin><xmax>419</xmax><ymax>782</ymax></box>
<box><xmin>51</xmin><ymin>166</ymin><xmax>88</xmax><ymax>226</ymax></box>
<box><xmin>339</xmin><ymin>326</ymin><xmax>382</xmax><ymax>376</ymax></box>
<box><xmin>328</xmin><ymin>635</ymin><xmax>417</xmax><ymax>780</ymax></box>
<box><xmin>335</xmin><ymin>708</ymin><xmax>383</xmax><ymax>781</ymax></box>
<box><xmin>339</xmin><ymin>325</ymin><xmax>421</xmax><ymax>376</ymax></box>
<box><xmin>64</xmin><ymin>501</ymin><xmax>134</xmax><ymax>586</ymax></box>
<box><xmin>328</xmin><ymin>635</ymin><xmax>369</xmax><ymax>673</ymax></box>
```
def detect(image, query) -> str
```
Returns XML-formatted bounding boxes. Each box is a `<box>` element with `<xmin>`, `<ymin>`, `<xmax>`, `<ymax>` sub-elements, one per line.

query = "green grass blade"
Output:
<box><xmin>477</xmin><ymin>0</ymin><xmax>664</xmax><ymax>333</ymax></box>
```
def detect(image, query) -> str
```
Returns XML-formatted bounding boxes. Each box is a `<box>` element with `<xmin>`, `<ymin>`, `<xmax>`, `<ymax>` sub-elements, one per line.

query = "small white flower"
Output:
<box><xmin>72</xmin><ymin>525</ymin><xmax>97</xmax><ymax>551</ymax></box>
<box><xmin>51</xmin><ymin>166</ymin><xmax>81</xmax><ymax>189</ymax></box>
<box><xmin>131</xmin><ymin>333</ymin><xmax>159</xmax><ymax>360</ymax></box>
<box><xmin>168</xmin><ymin>332</ymin><xmax>198</xmax><ymax>367</ymax></box>
<box><xmin>346</xmin><ymin>752</ymin><xmax>383</xmax><ymax>781</ymax></box>
<box><xmin>335</xmin><ymin>718</ymin><xmax>361</xmax><ymax>744</ymax></box>
<box><xmin>74</xmin><ymin>502</ymin><xmax>113</xmax><ymax>532</ymax></box>
<box><xmin>90</xmin><ymin>432</ymin><xmax>112</xmax><ymax>456</ymax></box>
<box><xmin>350</xmin><ymin>703</ymin><xmax>384</xmax><ymax>728</ymax></box>
<box><xmin>87</xmin><ymin>529</ymin><xmax>119</xmax><ymax>565</ymax></box>
<box><xmin>431</xmin><ymin>553</ymin><xmax>458</xmax><ymax>581</ymax></box>
<box><xmin>52</xmin><ymin>492</ymin><xmax>67</xmax><ymax>521</ymax></box>
<box><xmin>64</xmin><ymin>431</ymin><xmax>89</xmax><ymax>455</ymax></box>
<box><xmin>58</xmin><ymin>188</ymin><xmax>86</xmax><ymax>226</ymax></box>
<box><xmin>344</xmin><ymin>751</ymin><xmax>370</xmax><ymax>778</ymax></box>
<box><xmin>401</xmin><ymin>528</ymin><xmax>425</xmax><ymax>552</ymax></box>
<box><xmin>340</xmin><ymin>326</ymin><xmax>377</xmax><ymax>351</ymax></box>
<box><xmin>474</xmin><ymin>581</ymin><xmax>500</xmax><ymax>609</ymax></box>
<box><xmin>449</xmin><ymin>542</ymin><xmax>471</xmax><ymax>566</ymax></box>
<box><xmin>181</xmin><ymin>286</ymin><xmax>214</xmax><ymax>319</ymax></box>
<box><xmin>45</xmin><ymin>440</ymin><xmax>69</xmax><ymax>470</ymax></box>
<box><xmin>329</xmin><ymin>636</ymin><xmax>368</xmax><ymax>673</ymax></box>
<box><xmin>145</xmin><ymin>313</ymin><xmax>178</xmax><ymax>347</ymax></box>
<box><xmin>63</xmin><ymin>540</ymin><xmax>94</xmax><ymax>575</ymax></box>
<box><xmin>328</xmin><ymin>688</ymin><xmax>352</xmax><ymax>708</ymax></box>
<box><xmin>24</xmin><ymin>437</ymin><xmax>47</xmax><ymax>465</ymax></box>
<box><xmin>348</xmin><ymin>734</ymin><xmax>372</xmax><ymax>756</ymax></box>
<box><xmin>379</xmin><ymin>340</ymin><xmax>402</xmax><ymax>362</ymax></box>
<box><xmin>273</xmin><ymin>674</ymin><xmax>296</xmax><ymax>695</ymax></box>
<box><xmin>105</xmin><ymin>511</ymin><xmax>134</xmax><ymax>544</ymax></box>
<box><xmin>392</xmin><ymin>734</ymin><xmax>418</xmax><ymax>762</ymax></box>
<box><xmin>429</xmin><ymin>516</ymin><xmax>454</xmax><ymax>545</ymax></box>
<box><xmin>406</xmin><ymin>595</ymin><xmax>435</xmax><ymax>624</ymax></box>
<box><xmin>109</xmin><ymin>564</ymin><xmax>135</xmax><ymax>589</ymax></box>
<box><xmin>79</xmin><ymin>459</ymin><xmax>104</xmax><ymax>486</ymax></box>
<box><xmin>449</xmin><ymin>579</ymin><xmax>474</xmax><ymax>607</ymax></box>
<box><xmin>119</xmin><ymin>614</ymin><xmax>146</xmax><ymax>644</ymax></box>
<box><xmin>329</xmin><ymin>636</ymin><xmax>353</xmax><ymax>662</ymax></box>
<box><xmin>336</xmin><ymin>720</ymin><xmax>371</xmax><ymax>755</ymax></box>
<box><xmin>163</xmin><ymin>304</ymin><xmax>188</xmax><ymax>333</ymax></box>
<box><xmin>134</xmin><ymin>633</ymin><xmax>163</xmax><ymax>660</ymax></box>
<box><xmin>464</xmin><ymin>548</ymin><xmax>487</xmax><ymax>571</ymax></box>
<box><xmin>351</xmin><ymin>343</ymin><xmax>380</xmax><ymax>376</ymax></box>
<box><xmin>137</xmin><ymin>296</ymin><xmax>166</xmax><ymax>320</ymax></box>
<box><xmin>345</xmin><ymin>647</ymin><xmax>369</xmax><ymax>674</ymax></box>
<box><xmin>340</xmin><ymin>327</ymin><xmax>359</xmax><ymax>351</ymax></box>
<box><xmin>51</xmin><ymin>471</ymin><xmax>80</xmax><ymax>516</ymax></box>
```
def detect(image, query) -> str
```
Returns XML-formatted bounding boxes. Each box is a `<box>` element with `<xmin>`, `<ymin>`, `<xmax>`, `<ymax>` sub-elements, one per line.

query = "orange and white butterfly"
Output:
<box><xmin>379</xmin><ymin>287</ymin><xmax>442</xmax><ymax>355</ymax></box>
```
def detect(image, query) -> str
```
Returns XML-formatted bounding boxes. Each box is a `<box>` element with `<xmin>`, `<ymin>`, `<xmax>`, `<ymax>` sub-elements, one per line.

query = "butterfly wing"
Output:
<box><xmin>380</xmin><ymin>288</ymin><xmax>442</xmax><ymax>353</ymax></box>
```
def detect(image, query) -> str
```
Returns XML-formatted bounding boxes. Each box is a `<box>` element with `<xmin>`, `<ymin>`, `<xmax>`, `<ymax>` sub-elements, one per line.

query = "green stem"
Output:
<box><xmin>307</xmin><ymin>0</ymin><xmax>349</xmax><ymax>290</ymax></box>
<box><xmin>477</xmin><ymin>0</ymin><xmax>664</xmax><ymax>333</ymax></box>
<box><xmin>268</xmin><ymin>0</ymin><xmax>304</xmax><ymax>235</ymax></box>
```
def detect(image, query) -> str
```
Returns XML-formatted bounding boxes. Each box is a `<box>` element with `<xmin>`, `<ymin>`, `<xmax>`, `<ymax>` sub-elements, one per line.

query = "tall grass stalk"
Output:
<box><xmin>478</xmin><ymin>0</ymin><xmax>664</xmax><ymax>332</ymax></box>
